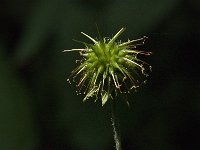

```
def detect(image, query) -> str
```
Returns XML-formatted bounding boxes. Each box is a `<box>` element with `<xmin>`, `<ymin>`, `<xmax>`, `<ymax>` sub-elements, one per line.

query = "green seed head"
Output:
<box><xmin>64</xmin><ymin>28</ymin><xmax>152</xmax><ymax>106</ymax></box>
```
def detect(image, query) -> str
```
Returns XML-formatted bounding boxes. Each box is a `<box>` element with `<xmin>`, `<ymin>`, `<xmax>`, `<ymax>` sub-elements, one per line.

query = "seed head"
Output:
<box><xmin>64</xmin><ymin>28</ymin><xmax>152</xmax><ymax>106</ymax></box>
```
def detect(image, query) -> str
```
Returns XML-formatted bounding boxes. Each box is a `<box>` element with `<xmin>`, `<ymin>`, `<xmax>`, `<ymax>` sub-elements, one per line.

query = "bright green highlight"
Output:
<box><xmin>64</xmin><ymin>28</ymin><xmax>152</xmax><ymax>106</ymax></box>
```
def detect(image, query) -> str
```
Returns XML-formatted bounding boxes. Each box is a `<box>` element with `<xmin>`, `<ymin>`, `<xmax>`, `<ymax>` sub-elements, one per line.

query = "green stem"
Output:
<box><xmin>111</xmin><ymin>98</ymin><xmax>122</xmax><ymax>150</ymax></box>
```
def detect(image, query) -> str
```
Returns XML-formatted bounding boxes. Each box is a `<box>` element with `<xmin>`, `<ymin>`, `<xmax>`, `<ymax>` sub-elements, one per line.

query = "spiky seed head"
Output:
<box><xmin>64</xmin><ymin>28</ymin><xmax>152</xmax><ymax>106</ymax></box>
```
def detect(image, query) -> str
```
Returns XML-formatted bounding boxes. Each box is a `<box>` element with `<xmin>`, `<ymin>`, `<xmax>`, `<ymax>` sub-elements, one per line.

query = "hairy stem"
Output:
<box><xmin>111</xmin><ymin>98</ymin><xmax>122</xmax><ymax>150</ymax></box>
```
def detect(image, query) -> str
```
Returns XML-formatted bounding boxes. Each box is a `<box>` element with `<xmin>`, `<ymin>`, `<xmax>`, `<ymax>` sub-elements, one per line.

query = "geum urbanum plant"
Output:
<box><xmin>64</xmin><ymin>28</ymin><xmax>152</xmax><ymax>105</ymax></box>
<box><xmin>64</xmin><ymin>28</ymin><xmax>152</xmax><ymax>150</ymax></box>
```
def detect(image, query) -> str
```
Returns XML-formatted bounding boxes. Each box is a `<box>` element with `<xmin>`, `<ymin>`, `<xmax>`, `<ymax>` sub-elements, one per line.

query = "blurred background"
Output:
<box><xmin>0</xmin><ymin>0</ymin><xmax>200</xmax><ymax>149</ymax></box>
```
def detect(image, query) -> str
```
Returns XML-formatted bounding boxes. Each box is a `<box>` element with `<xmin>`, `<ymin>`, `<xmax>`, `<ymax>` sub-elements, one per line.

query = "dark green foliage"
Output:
<box><xmin>0</xmin><ymin>0</ymin><xmax>200</xmax><ymax>150</ymax></box>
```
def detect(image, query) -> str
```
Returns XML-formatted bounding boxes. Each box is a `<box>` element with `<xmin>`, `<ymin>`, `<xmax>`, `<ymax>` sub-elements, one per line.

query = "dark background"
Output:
<box><xmin>0</xmin><ymin>0</ymin><xmax>200</xmax><ymax>150</ymax></box>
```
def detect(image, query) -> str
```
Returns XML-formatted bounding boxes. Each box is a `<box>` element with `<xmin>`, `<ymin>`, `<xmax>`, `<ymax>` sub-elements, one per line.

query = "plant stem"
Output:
<box><xmin>111</xmin><ymin>98</ymin><xmax>122</xmax><ymax>150</ymax></box>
